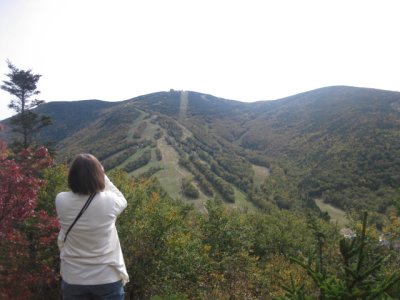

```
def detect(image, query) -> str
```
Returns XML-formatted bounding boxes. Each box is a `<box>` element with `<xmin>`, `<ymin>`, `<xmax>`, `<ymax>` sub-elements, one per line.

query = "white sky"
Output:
<box><xmin>1</xmin><ymin>0</ymin><xmax>400</xmax><ymax>120</ymax></box>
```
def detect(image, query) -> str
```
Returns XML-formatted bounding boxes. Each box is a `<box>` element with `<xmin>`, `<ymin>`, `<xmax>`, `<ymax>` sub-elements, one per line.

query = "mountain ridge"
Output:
<box><xmin>1</xmin><ymin>85</ymin><xmax>400</xmax><ymax>220</ymax></box>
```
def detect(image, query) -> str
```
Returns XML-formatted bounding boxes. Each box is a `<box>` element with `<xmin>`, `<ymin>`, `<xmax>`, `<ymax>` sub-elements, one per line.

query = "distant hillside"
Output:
<box><xmin>2</xmin><ymin>86</ymin><xmax>400</xmax><ymax>220</ymax></box>
<box><xmin>36</xmin><ymin>100</ymin><xmax>121</xmax><ymax>144</ymax></box>
<box><xmin>239</xmin><ymin>86</ymin><xmax>400</xmax><ymax>214</ymax></box>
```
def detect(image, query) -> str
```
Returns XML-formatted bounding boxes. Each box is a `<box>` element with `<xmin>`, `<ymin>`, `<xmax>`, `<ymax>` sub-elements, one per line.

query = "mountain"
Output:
<box><xmin>2</xmin><ymin>86</ymin><xmax>400</xmax><ymax>218</ymax></box>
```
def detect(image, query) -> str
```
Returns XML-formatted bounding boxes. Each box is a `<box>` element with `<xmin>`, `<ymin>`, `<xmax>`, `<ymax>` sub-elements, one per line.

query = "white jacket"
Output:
<box><xmin>56</xmin><ymin>175</ymin><xmax>129</xmax><ymax>285</ymax></box>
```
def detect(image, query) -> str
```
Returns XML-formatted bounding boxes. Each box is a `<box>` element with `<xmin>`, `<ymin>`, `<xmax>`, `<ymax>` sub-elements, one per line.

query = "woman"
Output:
<box><xmin>56</xmin><ymin>154</ymin><xmax>129</xmax><ymax>299</ymax></box>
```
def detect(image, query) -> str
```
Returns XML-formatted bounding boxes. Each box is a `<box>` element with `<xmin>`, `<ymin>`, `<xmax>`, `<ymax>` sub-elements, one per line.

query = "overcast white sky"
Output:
<box><xmin>1</xmin><ymin>0</ymin><xmax>399</xmax><ymax>120</ymax></box>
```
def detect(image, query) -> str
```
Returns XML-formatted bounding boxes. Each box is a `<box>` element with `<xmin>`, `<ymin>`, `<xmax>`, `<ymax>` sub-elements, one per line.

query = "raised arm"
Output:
<box><xmin>104</xmin><ymin>174</ymin><xmax>127</xmax><ymax>215</ymax></box>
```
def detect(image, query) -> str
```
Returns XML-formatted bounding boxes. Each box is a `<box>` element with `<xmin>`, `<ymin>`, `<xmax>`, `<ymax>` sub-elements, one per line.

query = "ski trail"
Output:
<box><xmin>179</xmin><ymin>90</ymin><xmax>188</xmax><ymax>121</ymax></box>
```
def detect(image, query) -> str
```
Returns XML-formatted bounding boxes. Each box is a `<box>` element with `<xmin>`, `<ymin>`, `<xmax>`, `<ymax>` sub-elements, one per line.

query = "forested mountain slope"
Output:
<box><xmin>238</xmin><ymin>86</ymin><xmax>400</xmax><ymax>214</ymax></box>
<box><xmin>2</xmin><ymin>86</ymin><xmax>400</xmax><ymax>219</ymax></box>
<box><xmin>36</xmin><ymin>100</ymin><xmax>121</xmax><ymax>144</ymax></box>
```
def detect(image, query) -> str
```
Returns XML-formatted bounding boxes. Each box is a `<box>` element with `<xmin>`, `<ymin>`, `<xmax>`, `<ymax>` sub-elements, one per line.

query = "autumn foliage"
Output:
<box><xmin>0</xmin><ymin>132</ymin><xmax>399</xmax><ymax>298</ymax></box>
<box><xmin>0</xmin><ymin>143</ymin><xmax>59</xmax><ymax>299</ymax></box>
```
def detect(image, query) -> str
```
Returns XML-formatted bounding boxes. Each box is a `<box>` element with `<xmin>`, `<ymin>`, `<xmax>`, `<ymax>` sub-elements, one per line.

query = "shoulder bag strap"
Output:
<box><xmin>64</xmin><ymin>192</ymin><xmax>96</xmax><ymax>243</ymax></box>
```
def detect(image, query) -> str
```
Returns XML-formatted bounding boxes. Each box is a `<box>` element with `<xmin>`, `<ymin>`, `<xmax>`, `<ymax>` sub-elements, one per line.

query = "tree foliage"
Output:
<box><xmin>0</xmin><ymin>142</ymin><xmax>59</xmax><ymax>299</ymax></box>
<box><xmin>282</xmin><ymin>212</ymin><xmax>400</xmax><ymax>299</ymax></box>
<box><xmin>1</xmin><ymin>61</ymin><xmax>51</xmax><ymax>149</ymax></box>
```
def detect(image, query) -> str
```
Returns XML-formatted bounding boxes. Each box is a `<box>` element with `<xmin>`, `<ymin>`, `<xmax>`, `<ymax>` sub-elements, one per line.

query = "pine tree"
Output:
<box><xmin>1</xmin><ymin>61</ymin><xmax>51</xmax><ymax>149</ymax></box>
<box><xmin>281</xmin><ymin>212</ymin><xmax>400</xmax><ymax>299</ymax></box>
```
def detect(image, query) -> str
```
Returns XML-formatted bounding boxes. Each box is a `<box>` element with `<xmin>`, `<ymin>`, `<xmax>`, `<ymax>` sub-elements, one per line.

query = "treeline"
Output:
<box><xmin>157</xmin><ymin>116</ymin><xmax>183</xmax><ymax>141</ymax></box>
<box><xmin>102</xmin><ymin>147</ymin><xmax>137</xmax><ymax>171</ymax></box>
<box><xmin>123</xmin><ymin>149</ymin><xmax>152</xmax><ymax>173</ymax></box>
<box><xmin>212</xmin><ymin>152</ymin><xmax>253</xmax><ymax>192</ymax></box>
<box><xmin>100</xmin><ymin>139</ymin><xmax>154</xmax><ymax>171</ymax></box>
<box><xmin>170</xmin><ymin>135</ymin><xmax>254</xmax><ymax>203</ymax></box>
<box><xmin>166</xmin><ymin>137</ymin><xmax>222</xmax><ymax>199</ymax></box>
<box><xmin>96</xmin><ymin>140</ymin><xmax>139</xmax><ymax>161</ymax></box>
<box><xmin>189</xmin><ymin>154</ymin><xmax>235</xmax><ymax>202</ymax></box>
<box><xmin>178</xmin><ymin>156</ymin><xmax>213</xmax><ymax>197</ymax></box>
<box><xmin>182</xmin><ymin>138</ymin><xmax>255</xmax><ymax>192</ymax></box>
<box><xmin>137</xmin><ymin>166</ymin><xmax>163</xmax><ymax>179</ymax></box>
